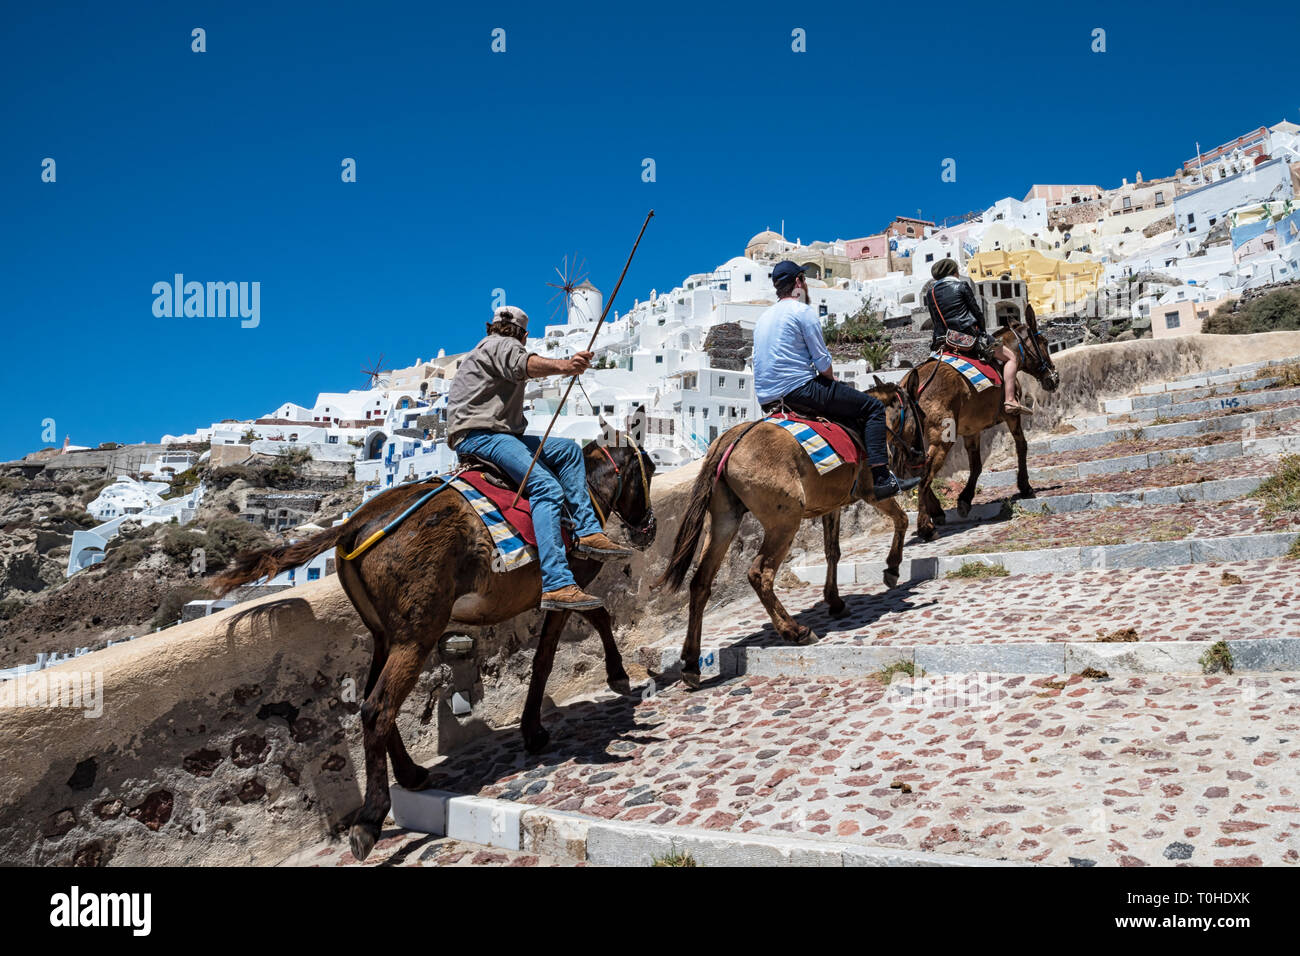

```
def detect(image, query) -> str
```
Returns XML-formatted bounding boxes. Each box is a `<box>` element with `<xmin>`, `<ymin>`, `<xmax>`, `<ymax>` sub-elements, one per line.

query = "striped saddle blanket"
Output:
<box><xmin>763</xmin><ymin>414</ymin><xmax>861</xmax><ymax>475</ymax></box>
<box><xmin>447</xmin><ymin>471</ymin><xmax>571</xmax><ymax>573</ymax></box>
<box><xmin>938</xmin><ymin>352</ymin><xmax>1001</xmax><ymax>392</ymax></box>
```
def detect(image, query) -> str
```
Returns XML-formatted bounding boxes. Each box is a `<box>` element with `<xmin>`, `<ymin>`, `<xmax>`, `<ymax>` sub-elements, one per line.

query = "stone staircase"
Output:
<box><xmin>312</xmin><ymin>354</ymin><xmax>1300</xmax><ymax>868</ymax></box>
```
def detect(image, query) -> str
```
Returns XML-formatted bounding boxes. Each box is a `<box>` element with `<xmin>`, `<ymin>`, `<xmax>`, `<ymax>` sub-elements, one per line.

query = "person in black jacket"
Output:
<box><xmin>921</xmin><ymin>258</ymin><xmax>1029</xmax><ymax>415</ymax></box>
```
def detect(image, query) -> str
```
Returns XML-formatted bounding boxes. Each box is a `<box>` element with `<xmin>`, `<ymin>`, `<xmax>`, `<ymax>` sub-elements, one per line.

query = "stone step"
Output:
<box><xmin>869</xmin><ymin>473</ymin><xmax>1259</xmax><ymax>534</ymax></box>
<box><xmin>1026</xmin><ymin>403</ymin><xmax>1300</xmax><ymax>457</ymax></box>
<box><xmin>394</xmin><ymin>672</ymin><xmax>1300</xmax><ymax>867</ymax></box>
<box><xmin>388</xmin><ymin>786</ymin><xmax>1004</xmax><ymax>867</ymax></box>
<box><xmin>1103</xmin><ymin>375</ymin><xmax>1282</xmax><ymax>415</ymax></box>
<box><xmin>792</xmin><ymin>529</ymin><xmax>1298</xmax><ymax>587</ymax></box>
<box><xmin>1070</xmin><ymin>384</ymin><xmax>1300</xmax><ymax>432</ymax></box>
<box><xmin>1130</xmin><ymin>356</ymin><xmax>1300</xmax><ymax>396</ymax></box>
<box><xmin>639</xmin><ymin>557</ymin><xmax>1300</xmax><ymax>675</ymax></box>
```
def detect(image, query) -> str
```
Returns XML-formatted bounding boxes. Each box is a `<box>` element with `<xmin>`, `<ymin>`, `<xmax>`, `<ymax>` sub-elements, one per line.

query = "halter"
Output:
<box><xmin>587</xmin><ymin>443</ymin><xmax>654</xmax><ymax>536</ymax></box>
<box><xmin>1004</xmin><ymin>322</ymin><xmax>1052</xmax><ymax>378</ymax></box>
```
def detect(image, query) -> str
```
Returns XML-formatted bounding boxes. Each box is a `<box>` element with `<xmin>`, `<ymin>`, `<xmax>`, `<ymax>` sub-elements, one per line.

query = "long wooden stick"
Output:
<box><xmin>510</xmin><ymin>209</ymin><xmax>655</xmax><ymax>508</ymax></box>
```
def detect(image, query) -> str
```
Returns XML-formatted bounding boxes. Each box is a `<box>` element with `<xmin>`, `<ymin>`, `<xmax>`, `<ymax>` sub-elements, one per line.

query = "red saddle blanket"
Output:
<box><xmin>457</xmin><ymin>470</ymin><xmax>572</xmax><ymax>548</ymax></box>
<box><xmin>765</xmin><ymin>412</ymin><xmax>863</xmax><ymax>465</ymax></box>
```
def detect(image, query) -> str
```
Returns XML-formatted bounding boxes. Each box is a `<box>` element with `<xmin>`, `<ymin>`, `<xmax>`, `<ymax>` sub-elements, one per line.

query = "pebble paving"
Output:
<box><xmin>708</xmin><ymin>559</ymin><xmax>1300</xmax><ymax>648</ymax></box>
<box><xmin>418</xmin><ymin>674</ymin><xmax>1300</xmax><ymax>866</ymax></box>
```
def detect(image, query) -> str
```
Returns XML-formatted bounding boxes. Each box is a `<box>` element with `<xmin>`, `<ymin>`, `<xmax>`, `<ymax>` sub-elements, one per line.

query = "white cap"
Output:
<box><xmin>494</xmin><ymin>305</ymin><xmax>529</xmax><ymax>332</ymax></box>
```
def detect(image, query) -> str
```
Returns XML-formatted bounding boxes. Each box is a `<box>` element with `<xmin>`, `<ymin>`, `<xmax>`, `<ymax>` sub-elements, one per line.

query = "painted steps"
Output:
<box><xmin>1068</xmin><ymin>383</ymin><xmax>1300</xmax><ymax>432</ymax></box>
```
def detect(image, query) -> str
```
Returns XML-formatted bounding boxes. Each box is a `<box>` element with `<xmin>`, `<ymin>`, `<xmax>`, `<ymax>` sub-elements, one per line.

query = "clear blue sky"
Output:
<box><xmin>3</xmin><ymin>1</ymin><xmax>1297</xmax><ymax>460</ymax></box>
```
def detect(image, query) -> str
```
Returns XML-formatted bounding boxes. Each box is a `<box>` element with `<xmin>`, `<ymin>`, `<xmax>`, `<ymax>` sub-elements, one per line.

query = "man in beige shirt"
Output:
<box><xmin>447</xmin><ymin>306</ymin><xmax>631</xmax><ymax>610</ymax></box>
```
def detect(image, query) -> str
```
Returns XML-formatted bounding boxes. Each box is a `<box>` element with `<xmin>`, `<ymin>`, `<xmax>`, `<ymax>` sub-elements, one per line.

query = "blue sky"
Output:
<box><xmin>2</xmin><ymin>1</ymin><xmax>1297</xmax><ymax>460</ymax></box>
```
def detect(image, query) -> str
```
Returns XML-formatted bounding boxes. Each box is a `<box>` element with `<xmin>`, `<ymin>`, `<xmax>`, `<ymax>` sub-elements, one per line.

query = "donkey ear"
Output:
<box><xmin>1024</xmin><ymin>304</ymin><xmax>1039</xmax><ymax>335</ymax></box>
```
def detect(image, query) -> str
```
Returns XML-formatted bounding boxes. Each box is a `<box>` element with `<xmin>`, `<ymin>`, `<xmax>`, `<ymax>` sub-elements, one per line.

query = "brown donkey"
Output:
<box><xmin>656</xmin><ymin>381</ymin><xmax>909</xmax><ymax>689</ymax></box>
<box><xmin>902</xmin><ymin>317</ymin><xmax>1060</xmax><ymax>541</ymax></box>
<box><xmin>211</xmin><ymin>442</ymin><xmax>657</xmax><ymax>862</ymax></box>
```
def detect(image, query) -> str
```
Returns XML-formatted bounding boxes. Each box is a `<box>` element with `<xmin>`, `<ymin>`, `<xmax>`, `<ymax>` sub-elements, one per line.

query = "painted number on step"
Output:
<box><xmin>699</xmin><ymin>652</ymin><xmax>715</xmax><ymax>669</ymax></box>
<box><xmin>1220</xmin><ymin>398</ymin><xmax>1240</xmax><ymax>408</ymax></box>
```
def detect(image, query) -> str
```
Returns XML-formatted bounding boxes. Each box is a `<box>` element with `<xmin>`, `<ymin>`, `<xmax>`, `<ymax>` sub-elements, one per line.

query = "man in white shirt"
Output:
<box><xmin>752</xmin><ymin>261</ymin><xmax>913</xmax><ymax>499</ymax></box>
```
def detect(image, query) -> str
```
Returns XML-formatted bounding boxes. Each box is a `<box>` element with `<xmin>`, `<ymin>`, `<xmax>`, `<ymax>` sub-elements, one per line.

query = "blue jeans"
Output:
<box><xmin>454</xmin><ymin>431</ymin><xmax>602</xmax><ymax>592</ymax></box>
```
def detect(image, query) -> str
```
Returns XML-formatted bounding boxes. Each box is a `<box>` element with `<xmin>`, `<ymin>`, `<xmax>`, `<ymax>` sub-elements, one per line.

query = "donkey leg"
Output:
<box><xmin>871</xmin><ymin>495</ymin><xmax>909</xmax><ymax>588</ymax></box>
<box><xmin>749</xmin><ymin>517</ymin><xmax>812</xmax><ymax>646</ymax></box>
<box><xmin>521</xmin><ymin>610</ymin><xmax>570</xmax><ymax>754</ymax></box>
<box><xmin>916</xmin><ymin>436</ymin><xmax>954</xmax><ymax>541</ymax></box>
<box><xmin>681</xmin><ymin>492</ymin><xmax>744</xmax><ymax>690</ymax></box>
<box><xmin>957</xmin><ymin>434</ymin><xmax>982</xmax><ymax>518</ymax></box>
<box><xmin>1008</xmin><ymin>416</ymin><xmax>1034</xmax><ymax>498</ymax></box>
<box><xmin>822</xmin><ymin>511</ymin><xmax>846</xmax><ymax>617</ymax></box>
<box><xmin>350</xmin><ymin>636</ymin><xmax>439</xmax><ymax>862</ymax></box>
<box><xmin>578</xmin><ymin>606</ymin><xmax>636</xmax><ymax>695</ymax></box>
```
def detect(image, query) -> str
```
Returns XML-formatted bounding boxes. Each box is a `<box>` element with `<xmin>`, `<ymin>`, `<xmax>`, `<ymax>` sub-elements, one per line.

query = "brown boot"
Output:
<box><xmin>539</xmin><ymin>585</ymin><xmax>604</xmax><ymax>611</ymax></box>
<box><xmin>575</xmin><ymin>532</ymin><xmax>634</xmax><ymax>560</ymax></box>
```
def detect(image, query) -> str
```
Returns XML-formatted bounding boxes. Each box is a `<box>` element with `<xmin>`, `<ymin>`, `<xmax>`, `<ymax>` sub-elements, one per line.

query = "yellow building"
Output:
<box><xmin>965</xmin><ymin>248</ymin><xmax>1104</xmax><ymax>315</ymax></box>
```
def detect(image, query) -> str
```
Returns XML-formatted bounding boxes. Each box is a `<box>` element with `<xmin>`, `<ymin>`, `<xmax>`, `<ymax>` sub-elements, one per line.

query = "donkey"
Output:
<box><xmin>901</xmin><ymin>316</ymin><xmax>1060</xmax><ymax>541</ymax></box>
<box><xmin>211</xmin><ymin>441</ymin><xmax>656</xmax><ymax>862</ymax></box>
<box><xmin>656</xmin><ymin>381</ymin><xmax>910</xmax><ymax>689</ymax></box>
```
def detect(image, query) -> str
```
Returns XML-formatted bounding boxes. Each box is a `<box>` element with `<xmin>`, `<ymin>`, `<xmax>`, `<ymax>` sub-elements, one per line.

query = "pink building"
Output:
<box><xmin>845</xmin><ymin>235</ymin><xmax>888</xmax><ymax>259</ymax></box>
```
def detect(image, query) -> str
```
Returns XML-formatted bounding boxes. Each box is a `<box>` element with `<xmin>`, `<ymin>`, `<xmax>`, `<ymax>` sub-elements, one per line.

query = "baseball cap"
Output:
<box><xmin>771</xmin><ymin>260</ymin><xmax>809</xmax><ymax>285</ymax></box>
<box><xmin>494</xmin><ymin>305</ymin><xmax>529</xmax><ymax>332</ymax></box>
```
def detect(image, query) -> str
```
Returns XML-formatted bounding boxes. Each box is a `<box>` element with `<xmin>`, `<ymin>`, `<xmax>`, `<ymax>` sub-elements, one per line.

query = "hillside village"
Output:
<box><xmin>3</xmin><ymin>117</ymin><xmax>1300</xmax><ymax>675</ymax></box>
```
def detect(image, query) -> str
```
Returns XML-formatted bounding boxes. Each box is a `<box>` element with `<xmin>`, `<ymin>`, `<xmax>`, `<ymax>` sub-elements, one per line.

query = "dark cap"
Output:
<box><xmin>770</xmin><ymin>260</ymin><xmax>808</xmax><ymax>285</ymax></box>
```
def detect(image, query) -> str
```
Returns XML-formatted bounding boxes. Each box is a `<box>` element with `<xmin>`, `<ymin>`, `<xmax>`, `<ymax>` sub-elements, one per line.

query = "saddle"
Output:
<box><xmin>759</xmin><ymin>404</ymin><xmax>866</xmax><ymax>462</ymax></box>
<box><xmin>455</xmin><ymin>453</ymin><xmax>516</xmax><ymax>491</ymax></box>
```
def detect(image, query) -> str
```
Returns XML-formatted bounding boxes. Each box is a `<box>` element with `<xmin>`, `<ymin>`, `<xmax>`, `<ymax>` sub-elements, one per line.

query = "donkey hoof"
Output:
<box><xmin>681</xmin><ymin>670</ymin><xmax>701</xmax><ymax>691</ymax></box>
<box><xmin>827</xmin><ymin>600</ymin><xmax>847</xmax><ymax>618</ymax></box>
<box><xmin>957</xmin><ymin>499</ymin><xmax>971</xmax><ymax>518</ymax></box>
<box><xmin>607</xmin><ymin>676</ymin><xmax>634</xmax><ymax>696</ymax></box>
<box><xmin>883</xmin><ymin>571</ymin><xmax>900</xmax><ymax>589</ymax></box>
<box><xmin>349</xmin><ymin>821</ymin><xmax>380</xmax><ymax>862</ymax></box>
<box><xmin>522</xmin><ymin>726</ymin><xmax>551</xmax><ymax>754</ymax></box>
<box><xmin>917</xmin><ymin>526</ymin><xmax>936</xmax><ymax>542</ymax></box>
<box><xmin>395</xmin><ymin>766</ymin><xmax>434</xmax><ymax>791</ymax></box>
<box><xmin>1019</xmin><ymin>487</ymin><xmax>1036</xmax><ymax>500</ymax></box>
<box><xmin>791</xmin><ymin>626</ymin><xmax>819</xmax><ymax>646</ymax></box>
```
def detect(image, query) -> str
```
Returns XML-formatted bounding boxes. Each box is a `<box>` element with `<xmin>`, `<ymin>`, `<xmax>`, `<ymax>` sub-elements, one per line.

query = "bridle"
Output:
<box><xmin>885</xmin><ymin>381</ymin><xmax>927</xmax><ymax>470</ymax></box>
<box><xmin>1003</xmin><ymin>322</ymin><xmax>1054</xmax><ymax>381</ymax></box>
<box><xmin>587</xmin><ymin>443</ymin><xmax>655</xmax><ymax>537</ymax></box>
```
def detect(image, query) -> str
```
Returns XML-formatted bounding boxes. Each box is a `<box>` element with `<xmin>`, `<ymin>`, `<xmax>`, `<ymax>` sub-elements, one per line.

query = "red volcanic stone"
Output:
<box><xmin>1204</xmin><ymin>787</ymin><xmax>1230</xmax><ymax>798</ymax></box>
<box><xmin>1214</xmin><ymin>855</ymin><xmax>1263</xmax><ymax>867</ymax></box>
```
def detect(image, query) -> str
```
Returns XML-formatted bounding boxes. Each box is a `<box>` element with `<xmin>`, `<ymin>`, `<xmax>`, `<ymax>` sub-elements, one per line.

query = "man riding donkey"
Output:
<box><xmin>755</xmin><ymin>260</ymin><xmax>919</xmax><ymax>498</ymax></box>
<box><xmin>656</xmin><ymin>261</ymin><xmax>917</xmax><ymax>685</ymax></box>
<box><xmin>445</xmin><ymin>305</ymin><xmax>633</xmax><ymax>610</ymax></box>
<box><xmin>919</xmin><ymin>257</ymin><xmax>1031</xmax><ymax>417</ymax></box>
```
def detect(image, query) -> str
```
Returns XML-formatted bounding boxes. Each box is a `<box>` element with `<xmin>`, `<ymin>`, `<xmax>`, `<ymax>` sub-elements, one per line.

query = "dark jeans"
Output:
<box><xmin>779</xmin><ymin>376</ymin><xmax>888</xmax><ymax>466</ymax></box>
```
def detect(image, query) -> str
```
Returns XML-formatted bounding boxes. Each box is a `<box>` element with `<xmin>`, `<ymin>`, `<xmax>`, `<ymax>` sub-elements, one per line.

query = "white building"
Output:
<box><xmin>1174</xmin><ymin>159</ymin><xmax>1294</xmax><ymax>237</ymax></box>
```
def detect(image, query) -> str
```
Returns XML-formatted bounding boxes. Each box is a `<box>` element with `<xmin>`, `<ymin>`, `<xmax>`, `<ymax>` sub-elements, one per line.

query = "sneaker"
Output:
<box><xmin>574</xmin><ymin>532</ymin><xmax>634</xmax><ymax>560</ymax></box>
<box><xmin>539</xmin><ymin>585</ymin><xmax>604</xmax><ymax>611</ymax></box>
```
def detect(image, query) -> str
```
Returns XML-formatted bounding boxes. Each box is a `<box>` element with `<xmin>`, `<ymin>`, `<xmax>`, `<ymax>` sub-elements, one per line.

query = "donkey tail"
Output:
<box><xmin>654</xmin><ymin>436</ymin><xmax>732</xmax><ymax>592</ymax></box>
<box><xmin>210</xmin><ymin>523</ymin><xmax>347</xmax><ymax>597</ymax></box>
